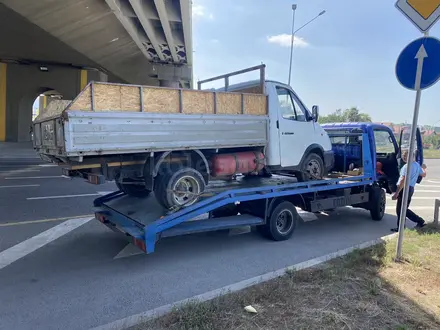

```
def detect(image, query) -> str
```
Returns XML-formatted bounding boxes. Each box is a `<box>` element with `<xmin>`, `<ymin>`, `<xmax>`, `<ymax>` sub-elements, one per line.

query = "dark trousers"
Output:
<box><xmin>396</xmin><ymin>186</ymin><xmax>424</xmax><ymax>227</ymax></box>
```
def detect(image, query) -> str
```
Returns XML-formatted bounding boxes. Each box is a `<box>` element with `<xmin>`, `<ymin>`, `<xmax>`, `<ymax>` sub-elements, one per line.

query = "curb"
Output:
<box><xmin>92</xmin><ymin>233</ymin><xmax>398</xmax><ymax>330</ymax></box>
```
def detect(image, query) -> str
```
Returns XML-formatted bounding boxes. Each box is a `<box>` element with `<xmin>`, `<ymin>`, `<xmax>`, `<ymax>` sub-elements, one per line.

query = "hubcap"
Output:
<box><xmin>276</xmin><ymin>209</ymin><xmax>294</xmax><ymax>234</ymax></box>
<box><xmin>172</xmin><ymin>175</ymin><xmax>201</xmax><ymax>206</ymax></box>
<box><xmin>306</xmin><ymin>159</ymin><xmax>322</xmax><ymax>179</ymax></box>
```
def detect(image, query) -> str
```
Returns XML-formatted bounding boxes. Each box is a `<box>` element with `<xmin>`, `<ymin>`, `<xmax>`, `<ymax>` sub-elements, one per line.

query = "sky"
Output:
<box><xmin>191</xmin><ymin>0</ymin><xmax>440</xmax><ymax>126</ymax></box>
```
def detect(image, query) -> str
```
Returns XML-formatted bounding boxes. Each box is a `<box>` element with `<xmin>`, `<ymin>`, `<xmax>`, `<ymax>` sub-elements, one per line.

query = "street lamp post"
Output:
<box><xmin>287</xmin><ymin>4</ymin><xmax>297</xmax><ymax>87</ymax></box>
<box><xmin>287</xmin><ymin>7</ymin><xmax>326</xmax><ymax>86</ymax></box>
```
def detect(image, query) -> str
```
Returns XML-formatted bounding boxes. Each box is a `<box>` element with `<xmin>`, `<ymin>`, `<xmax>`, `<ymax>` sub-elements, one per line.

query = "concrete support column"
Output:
<box><xmin>0</xmin><ymin>63</ymin><xmax>6</xmax><ymax>142</ymax></box>
<box><xmin>159</xmin><ymin>80</ymin><xmax>180</xmax><ymax>88</ymax></box>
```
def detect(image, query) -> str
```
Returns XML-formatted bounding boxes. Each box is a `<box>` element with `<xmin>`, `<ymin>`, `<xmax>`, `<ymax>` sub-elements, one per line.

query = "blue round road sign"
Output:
<box><xmin>395</xmin><ymin>36</ymin><xmax>440</xmax><ymax>90</ymax></box>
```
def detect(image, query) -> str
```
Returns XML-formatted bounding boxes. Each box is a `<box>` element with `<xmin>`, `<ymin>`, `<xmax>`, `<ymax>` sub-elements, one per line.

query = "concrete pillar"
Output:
<box><xmin>0</xmin><ymin>63</ymin><xmax>6</xmax><ymax>142</ymax></box>
<box><xmin>159</xmin><ymin>80</ymin><xmax>180</xmax><ymax>88</ymax></box>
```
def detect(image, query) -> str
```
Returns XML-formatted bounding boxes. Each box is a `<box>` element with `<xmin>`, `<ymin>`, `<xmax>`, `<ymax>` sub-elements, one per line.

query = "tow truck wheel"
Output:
<box><xmin>369</xmin><ymin>186</ymin><xmax>386</xmax><ymax>221</ymax></box>
<box><xmin>297</xmin><ymin>153</ymin><xmax>325</xmax><ymax>182</ymax></box>
<box><xmin>154</xmin><ymin>167</ymin><xmax>206</xmax><ymax>209</ymax></box>
<box><xmin>260</xmin><ymin>201</ymin><xmax>298</xmax><ymax>241</ymax></box>
<box><xmin>116</xmin><ymin>177</ymin><xmax>151</xmax><ymax>198</ymax></box>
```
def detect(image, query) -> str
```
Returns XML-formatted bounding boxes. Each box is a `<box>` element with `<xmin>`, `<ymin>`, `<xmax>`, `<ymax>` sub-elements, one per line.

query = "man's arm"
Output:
<box><xmin>420</xmin><ymin>164</ymin><xmax>427</xmax><ymax>178</ymax></box>
<box><xmin>393</xmin><ymin>177</ymin><xmax>405</xmax><ymax>200</ymax></box>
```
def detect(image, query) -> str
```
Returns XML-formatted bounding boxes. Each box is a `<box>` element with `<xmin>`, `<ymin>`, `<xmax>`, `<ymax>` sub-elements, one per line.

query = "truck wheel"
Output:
<box><xmin>297</xmin><ymin>153</ymin><xmax>325</xmax><ymax>182</ymax></box>
<box><xmin>369</xmin><ymin>186</ymin><xmax>386</xmax><ymax>221</ymax></box>
<box><xmin>259</xmin><ymin>201</ymin><xmax>298</xmax><ymax>241</ymax></box>
<box><xmin>116</xmin><ymin>178</ymin><xmax>151</xmax><ymax>198</ymax></box>
<box><xmin>154</xmin><ymin>167</ymin><xmax>206</xmax><ymax>209</ymax></box>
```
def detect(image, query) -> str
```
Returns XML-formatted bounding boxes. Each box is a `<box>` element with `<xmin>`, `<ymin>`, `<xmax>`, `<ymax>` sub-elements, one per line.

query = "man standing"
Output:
<box><xmin>391</xmin><ymin>150</ymin><xmax>426</xmax><ymax>232</ymax></box>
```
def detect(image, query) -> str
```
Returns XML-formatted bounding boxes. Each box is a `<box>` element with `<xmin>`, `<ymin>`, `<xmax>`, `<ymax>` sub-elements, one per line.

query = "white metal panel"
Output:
<box><xmin>63</xmin><ymin>111</ymin><xmax>268</xmax><ymax>156</ymax></box>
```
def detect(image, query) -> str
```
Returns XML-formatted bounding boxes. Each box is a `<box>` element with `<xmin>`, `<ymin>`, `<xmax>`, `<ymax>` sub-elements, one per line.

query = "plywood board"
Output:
<box><xmin>120</xmin><ymin>86</ymin><xmax>141</xmax><ymax>111</ymax></box>
<box><xmin>216</xmin><ymin>92</ymin><xmax>242</xmax><ymax>114</ymax></box>
<box><xmin>34</xmin><ymin>100</ymin><xmax>72</xmax><ymax>121</ymax></box>
<box><xmin>182</xmin><ymin>90</ymin><xmax>214</xmax><ymax>114</ymax></box>
<box><xmin>94</xmin><ymin>84</ymin><xmax>122</xmax><ymax>111</ymax></box>
<box><xmin>143</xmin><ymin>87</ymin><xmax>179</xmax><ymax>113</ymax></box>
<box><xmin>244</xmin><ymin>94</ymin><xmax>267</xmax><ymax>115</ymax></box>
<box><xmin>66</xmin><ymin>82</ymin><xmax>267</xmax><ymax>116</ymax></box>
<box><xmin>69</xmin><ymin>85</ymin><xmax>91</xmax><ymax>111</ymax></box>
<box><xmin>233</xmin><ymin>85</ymin><xmax>263</xmax><ymax>94</ymax></box>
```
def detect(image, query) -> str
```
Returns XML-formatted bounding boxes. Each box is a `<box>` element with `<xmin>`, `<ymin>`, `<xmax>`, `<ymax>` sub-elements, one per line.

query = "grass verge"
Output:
<box><xmin>423</xmin><ymin>149</ymin><xmax>440</xmax><ymax>159</ymax></box>
<box><xmin>134</xmin><ymin>224</ymin><xmax>440</xmax><ymax>330</ymax></box>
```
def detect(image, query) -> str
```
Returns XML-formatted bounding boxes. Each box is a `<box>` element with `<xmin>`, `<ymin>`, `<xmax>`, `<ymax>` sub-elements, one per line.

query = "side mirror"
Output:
<box><xmin>312</xmin><ymin>105</ymin><xmax>319</xmax><ymax>122</ymax></box>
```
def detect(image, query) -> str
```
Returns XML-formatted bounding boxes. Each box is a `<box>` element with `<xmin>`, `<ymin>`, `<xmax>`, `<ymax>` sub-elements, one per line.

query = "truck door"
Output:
<box><xmin>373</xmin><ymin>128</ymin><xmax>400</xmax><ymax>192</ymax></box>
<box><xmin>398</xmin><ymin>126</ymin><xmax>424</xmax><ymax>183</ymax></box>
<box><xmin>275</xmin><ymin>86</ymin><xmax>314</xmax><ymax>167</ymax></box>
<box><xmin>398</xmin><ymin>126</ymin><xmax>424</xmax><ymax>166</ymax></box>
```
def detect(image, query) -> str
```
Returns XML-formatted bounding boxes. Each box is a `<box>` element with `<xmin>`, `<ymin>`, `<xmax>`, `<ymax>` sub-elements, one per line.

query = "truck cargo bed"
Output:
<box><xmin>33</xmin><ymin>80</ymin><xmax>269</xmax><ymax>158</ymax></box>
<box><xmin>33</xmin><ymin>111</ymin><xmax>268</xmax><ymax>157</ymax></box>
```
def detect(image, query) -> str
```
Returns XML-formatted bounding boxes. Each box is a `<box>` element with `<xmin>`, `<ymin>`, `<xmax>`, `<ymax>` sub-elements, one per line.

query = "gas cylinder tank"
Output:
<box><xmin>210</xmin><ymin>151</ymin><xmax>265</xmax><ymax>177</ymax></box>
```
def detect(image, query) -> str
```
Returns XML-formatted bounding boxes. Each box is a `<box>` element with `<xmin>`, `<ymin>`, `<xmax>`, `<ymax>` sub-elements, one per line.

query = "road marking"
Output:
<box><xmin>93</xmin><ymin>233</ymin><xmax>398</xmax><ymax>330</ymax></box>
<box><xmin>38</xmin><ymin>164</ymin><xmax>58</xmax><ymax>167</ymax></box>
<box><xmin>414</xmin><ymin>189</ymin><xmax>440</xmax><ymax>193</ymax></box>
<box><xmin>0</xmin><ymin>184</ymin><xmax>40</xmax><ymax>189</ymax></box>
<box><xmin>0</xmin><ymin>169</ymin><xmax>40</xmax><ymax>173</ymax></box>
<box><xmin>5</xmin><ymin>175</ymin><xmax>65</xmax><ymax>180</ymax></box>
<box><xmin>26</xmin><ymin>191</ymin><xmax>114</xmax><ymax>200</ymax></box>
<box><xmin>386</xmin><ymin>206</ymin><xmax>433</xmax><ymax>210</ymax></box>
<box><xmin>386</xmin><ymin>196</ymin><xmax>439</xmax><ymax>200</ymax></box>
<box><xmin>0</xmin><ymin>217</ymin><xmax>93</xmax><ymax>270</ymax></box>
<box><xmin>0</xmin><ymin>214</ymin><xmax>93</xmax><ymax>227</ymax></box>
<box><xmin>27</xmin><ymin>193</ymin><xmax>100</xmax><ymax>200</ymax></box>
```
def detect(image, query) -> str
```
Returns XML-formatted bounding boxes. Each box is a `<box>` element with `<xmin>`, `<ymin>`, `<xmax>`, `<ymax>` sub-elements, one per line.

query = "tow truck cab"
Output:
<box><xmin>322</xmin><ymin>123</ymin><xmax>424</xmax><ymax>193</ymax></box>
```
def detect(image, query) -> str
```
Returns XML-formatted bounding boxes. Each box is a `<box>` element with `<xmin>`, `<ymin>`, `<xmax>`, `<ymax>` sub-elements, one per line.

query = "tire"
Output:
<box><xmin>116</xmin><ymin>177</ymin><xmax>151</xmax><ymax>198</ymax></box>
<box><xmin>369</xmin><ymin>186</ymin><xmax>386</xmax><ymax>221</ymax></box>
<box><xmin>297</xmin><ymin>152</ymin><xmax>325</xmax><ymax>182</ymax></box>
<box><xmin>259</xmin><ymin>201</ymin><xmax>299</xmax><ymax>241</ymax></box>
<box><xmin>154</xmin><ymin>167</ymin><xmax>206</xmax><ymax>209</ymax></box>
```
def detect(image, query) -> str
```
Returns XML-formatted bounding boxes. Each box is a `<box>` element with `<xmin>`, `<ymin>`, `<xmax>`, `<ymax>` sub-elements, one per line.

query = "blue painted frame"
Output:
<box><xmin>95</xmin><ymin>131</ymin><xmax>376</xmax><ymax>254</ymax></box>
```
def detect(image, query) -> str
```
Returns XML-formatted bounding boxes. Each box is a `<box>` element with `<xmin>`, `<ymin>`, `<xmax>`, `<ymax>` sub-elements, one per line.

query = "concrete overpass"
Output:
<box><xmin>0</xmin><ymin>0</ymin><xmax>193</xmax><ymax>142</ymax></box>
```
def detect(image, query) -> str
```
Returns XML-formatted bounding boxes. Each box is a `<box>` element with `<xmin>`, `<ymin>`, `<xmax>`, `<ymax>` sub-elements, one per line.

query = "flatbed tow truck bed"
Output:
<box><xmin>93</xmin><ymin>131</ymin><xmax>386</xmax><ymax>254</ymax></box>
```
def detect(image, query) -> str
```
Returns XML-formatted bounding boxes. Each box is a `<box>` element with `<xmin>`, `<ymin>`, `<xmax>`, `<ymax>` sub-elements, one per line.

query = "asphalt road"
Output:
<box><xmin>0</xmin><ymin>158</ymin><xmax>439</xmax><ymax>330</ymax></box>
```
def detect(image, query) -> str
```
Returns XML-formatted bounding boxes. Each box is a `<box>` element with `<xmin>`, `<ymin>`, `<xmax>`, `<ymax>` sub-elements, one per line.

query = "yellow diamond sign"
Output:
<box><xmin>408</xmin><ymin>0</ymin><xmax>440</xmax><ymax>19</ymax></box>
<box><xmin>396</xmin><ymin>0</ymin><xmax>440</xmax><ymax>32</ymax></box>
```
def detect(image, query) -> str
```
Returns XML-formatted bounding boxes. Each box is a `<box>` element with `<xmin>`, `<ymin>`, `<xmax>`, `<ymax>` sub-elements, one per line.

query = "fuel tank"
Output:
<box><xmin>210</xmin><ymin>151</ymin><xmax>265</xmax><ymax>177</ymax></box>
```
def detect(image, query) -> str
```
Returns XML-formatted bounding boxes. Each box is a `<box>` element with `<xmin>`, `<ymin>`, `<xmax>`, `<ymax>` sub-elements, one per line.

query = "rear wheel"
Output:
<box><xmin>369</xmin><ymin>186</ymin><xmax>386</xmax><ymax>221</ymax></box>
<box><xmin>154</xmin><ymin>167</ymin><xmax>206</xmax><ymax>209</ymax></box>
<box><xmin>297</xmin><ymin>153</ymin><xmax>325</xmax><ymax>182</ymax></box>
<box><xmin>259</xmin><ymin>201</ymin><xmax>298</xmax><ymax>241</ymax></box>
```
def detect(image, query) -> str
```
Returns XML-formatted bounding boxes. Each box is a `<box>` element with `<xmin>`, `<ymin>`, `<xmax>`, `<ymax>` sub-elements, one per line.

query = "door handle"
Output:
<box><xmin>282</xmin><ymin>132</ymin><xmax>295</xmax><ymax>135</ymax></box>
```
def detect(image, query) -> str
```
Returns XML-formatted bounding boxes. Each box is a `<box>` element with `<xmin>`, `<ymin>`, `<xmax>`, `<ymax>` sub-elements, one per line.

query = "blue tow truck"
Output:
<box><xmin>93</xmin><ymin>123</ymin><xmax>424</xmax><ymax>254</ymax></box>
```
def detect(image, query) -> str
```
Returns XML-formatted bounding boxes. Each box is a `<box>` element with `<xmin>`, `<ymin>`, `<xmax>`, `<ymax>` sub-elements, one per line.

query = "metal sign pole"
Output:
<box><xmin>395</xmin><ymin>41</ymin><xmax>427</xmax><ymax>260</ymax></box>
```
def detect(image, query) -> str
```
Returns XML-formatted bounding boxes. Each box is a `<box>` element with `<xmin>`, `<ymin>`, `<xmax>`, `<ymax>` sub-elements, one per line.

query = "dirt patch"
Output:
<box><xmin>134</xmin><ymin>225</ymin><xmax>440</xmax><ymax>330</ymax></box>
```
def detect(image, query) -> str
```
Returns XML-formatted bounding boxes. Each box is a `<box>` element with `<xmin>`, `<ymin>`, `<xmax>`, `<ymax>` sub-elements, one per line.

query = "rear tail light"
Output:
<box><xmin>133</xmin><ymin>238</ymin><xmax>146</xmax><ymax>252</ymax></box>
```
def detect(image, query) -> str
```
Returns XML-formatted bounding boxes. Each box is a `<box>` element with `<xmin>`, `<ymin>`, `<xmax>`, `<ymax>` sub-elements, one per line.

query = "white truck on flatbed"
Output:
<box><xmin>33</xmin><ymin>65</ymin><xmax>333</xmax><ymax>209</ymax></box>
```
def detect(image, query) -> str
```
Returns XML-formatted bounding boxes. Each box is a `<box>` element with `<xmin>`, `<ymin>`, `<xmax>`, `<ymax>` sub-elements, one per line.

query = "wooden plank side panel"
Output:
<box><xmin>216</xmin><ymin>92</ymin><xmax>241</xmax><ymax>114</ymax></box>
<box><xmin>68</xmin><ymin>85</ymin><xmax>92</xmax><ymax>111</ymax></box>
<box><xmin>182</xmin><ymin>90</ymin><xmax>214</xmax><ymax>114</ymax></box>
<box><xmin>66</xmin><ymin>83</ymin><xmax>267</xmax><ymax>116</ymax></box>
<box><xmin>94</xmin><ymin>84</ymin><xmax>120</xmax><ymax>110</ymax></box>
<box><xmin>143</xmin><ymin>88</ymin><xmax>180</xmax><ymax>113</ymax></box>
<box><xmin>244</xmin><ymin>94</ymin><xmax>267</xmax><ymax>115</ymax></box>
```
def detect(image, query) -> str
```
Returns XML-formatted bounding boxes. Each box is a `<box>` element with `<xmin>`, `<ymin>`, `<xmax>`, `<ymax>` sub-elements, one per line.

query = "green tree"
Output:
<box><xmin>318</xmin><ymin>107</ymin><xmax>372</xmax><ymax>124</ymax></box>
<box><xmin>423</xmin><ymin>134</ymin><xmax>440</xmax><ymax>149</ymax></box>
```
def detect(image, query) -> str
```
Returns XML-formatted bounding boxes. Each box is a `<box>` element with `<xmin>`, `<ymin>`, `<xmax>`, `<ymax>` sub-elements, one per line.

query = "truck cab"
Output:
<box><xmin>216</xmin><ymin>78</ymin><xmax>333</xmax><ymax>180</ymax></box>
<box><xmin>321</xmin><ymin>123</ymin><xmax>424</xmax><ymax>193</ymax></box>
